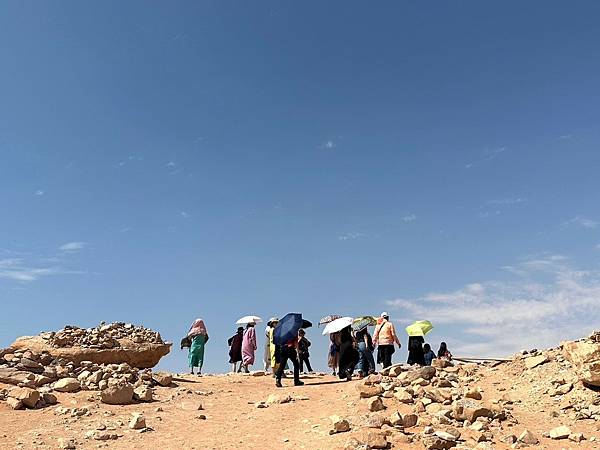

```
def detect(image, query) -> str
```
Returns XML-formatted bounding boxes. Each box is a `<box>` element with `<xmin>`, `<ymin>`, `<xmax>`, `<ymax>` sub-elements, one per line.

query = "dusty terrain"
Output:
<box><xmin>2</xmin><ymin>326</ymin><xmax>600</xmax><ymax>449</ymax></box>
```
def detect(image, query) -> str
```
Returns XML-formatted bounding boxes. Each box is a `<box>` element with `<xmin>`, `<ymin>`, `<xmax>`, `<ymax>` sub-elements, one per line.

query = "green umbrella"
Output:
<box><xmin>405</xmin><ymin>320</ymin><xmax>433</xmax><ymax>337</ymax></box>
<box><xmin>351</xmin><ymin>316</ymin><xmax>377</xmax><ymax>332</ymax></box>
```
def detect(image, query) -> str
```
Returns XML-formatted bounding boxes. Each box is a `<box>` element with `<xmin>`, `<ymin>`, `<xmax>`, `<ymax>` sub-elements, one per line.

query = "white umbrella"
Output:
<box><xmin>236</xmin><ymin>315</ymin><xmax>263</xmax><ymax>325</ymax></box>
<box><xmin>322</xmin><ymin>316</ymin><xmax>354</xmax><ymax>335</ymax></box>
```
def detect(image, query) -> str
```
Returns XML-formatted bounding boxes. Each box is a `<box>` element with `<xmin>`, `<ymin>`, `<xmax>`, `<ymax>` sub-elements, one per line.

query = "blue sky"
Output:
<box><xmin>1</xmin><ymin>1</ymin><xmax>599</xmax><ymax>372</ymax></box>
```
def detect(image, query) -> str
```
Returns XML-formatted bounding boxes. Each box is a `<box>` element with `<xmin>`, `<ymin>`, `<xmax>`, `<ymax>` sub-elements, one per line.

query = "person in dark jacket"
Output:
<box><xmin>407</xmin><ymin>335</ymin><xmax>426</xmax><ymax>366</ymax></box>
<box><xmin>228</xmin><ymin>327</ymin><xmax>244</xmax><ymax>373</ymax></box>
<box><xmin>337</xmin><ymin>325</ymin><xmax>359</xmax><ymax>381</ymax></box>
<box><xmin>297</xmin><ymin>329</ymin><xmax>313</xmax><ymax>373</ymax></box>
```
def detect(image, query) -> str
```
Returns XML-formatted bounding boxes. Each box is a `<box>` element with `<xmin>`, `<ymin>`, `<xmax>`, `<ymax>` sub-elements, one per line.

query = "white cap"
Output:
<box><xmin>380</xmin><ymin>311</ymin><xmax>389</xmax><ymax>318</ymax></box>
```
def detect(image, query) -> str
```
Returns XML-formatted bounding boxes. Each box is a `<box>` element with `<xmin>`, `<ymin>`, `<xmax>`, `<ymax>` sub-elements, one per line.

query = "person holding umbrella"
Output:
<box><xmin>323</xmin><ymin>317</ymin><xmax>358</xmax><ymax>381</ymax></box>
<box><xmin>273</xmin><ymin>313</ymin><xmax>311</xmax><ymax>387</ymax></box>
<box><xmin>373</xmin><ymin>312</ymin><xmax>401</xmax><ymax>369</ymax></box>
<box><xmin>352</xmin><ymin>317</ymin><xmax>376</xmax><ymax>377</ymax></box>
<box><xmin>405</xmin><ymin>320</ymin><xmax>433</xmax><ymax>366</ymax></box>
<box><xmin>241</xmin><ymin>322</ymin><xmax>257</xmax><ymax>373</ymax></box>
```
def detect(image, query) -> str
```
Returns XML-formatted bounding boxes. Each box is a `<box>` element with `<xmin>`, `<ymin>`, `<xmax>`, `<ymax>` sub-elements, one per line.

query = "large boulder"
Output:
<box><xmin>562</xmin><ymin>336</ymin><xmax>600</xmax><ymax>387</ymax></box>
<box><xmin>11</xmin><ymin>335</ymin><xmax>171</xmax><ymax>369</ymax></box>
<box><xmin>8</xmin><ymin>387</ymin><xmax>40</xmax><ymax>409</ymax></box>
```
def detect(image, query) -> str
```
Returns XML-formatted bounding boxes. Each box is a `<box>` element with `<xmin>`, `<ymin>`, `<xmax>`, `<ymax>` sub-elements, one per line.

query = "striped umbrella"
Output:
<box><xmin>318</xmin><ymin>315</ymin><xmax>342</xmax><ymax>327</ymax></box>
<box><xmin>351</xmin><ymin>316</ymin><xmax>377</xmax><ymax>332</ymax></box>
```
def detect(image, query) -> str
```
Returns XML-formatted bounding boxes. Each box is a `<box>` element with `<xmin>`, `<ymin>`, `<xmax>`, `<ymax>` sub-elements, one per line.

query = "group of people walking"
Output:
<box><xmin>183</xmin><ymin>313</ymin><xmax>452</xmax><ymax>385</ymax></box>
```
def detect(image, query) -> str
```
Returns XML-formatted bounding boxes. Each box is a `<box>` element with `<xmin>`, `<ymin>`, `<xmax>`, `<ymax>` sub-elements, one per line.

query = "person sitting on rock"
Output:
<box><xmin>438</xmin><ymin>341</ymin><xmax>452</xmax><ymax>360</ymax></box>
<box><xmin>423</xmin><ymin>343</ymin><xmax>437</xmax><ymax>366</ymax></box>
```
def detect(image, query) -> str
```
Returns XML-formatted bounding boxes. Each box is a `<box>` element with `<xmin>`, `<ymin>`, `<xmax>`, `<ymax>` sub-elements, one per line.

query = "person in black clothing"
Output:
<box><xmin>228</xmin><ymin>327</ymin><xmax>244</xmax><ymax>372</ymax></box>
<box><xmin>297</xmin><ymin>329</ymin><xmax>313</xmax><ymax>373</ymax></box>
<box><xmin>337</xmin><ymin>325</ymin><xmax>359</xmax><ymax>381</ymax></box>
<box><xmin>407</xmin><ymin>335</ymin><xmax>426</xmax><ymax>366</ymax></box>
<box><xmin>355</xmin><ymin>327</ymin><xmax>375</xmax><ymax>377</ymax></box>
<box><xmin>275</xmin><ymin>338</ymin><xmax>303</xmax><ymax>388</ymax></box>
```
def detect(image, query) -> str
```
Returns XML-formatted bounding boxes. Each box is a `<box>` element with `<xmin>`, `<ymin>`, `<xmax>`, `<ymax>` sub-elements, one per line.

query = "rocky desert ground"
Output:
<box><xmin>2</xmin><ymin>324</ymin><xmax>600</xmax><ymax>449</ymax></box>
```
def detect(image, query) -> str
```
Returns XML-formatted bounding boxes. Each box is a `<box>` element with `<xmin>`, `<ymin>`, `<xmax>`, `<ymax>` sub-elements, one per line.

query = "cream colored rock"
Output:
<box><xmin>563</xmin><ymin>339</ymin><xmax>600</xmax><ymax>386</ymax></box>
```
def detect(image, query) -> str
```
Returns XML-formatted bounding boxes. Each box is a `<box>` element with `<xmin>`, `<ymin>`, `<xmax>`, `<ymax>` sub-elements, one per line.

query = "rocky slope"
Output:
<box><xmin>1</xmin><ymin>330</ymin><xmax>599</xmax><ymax>449</ymax></box>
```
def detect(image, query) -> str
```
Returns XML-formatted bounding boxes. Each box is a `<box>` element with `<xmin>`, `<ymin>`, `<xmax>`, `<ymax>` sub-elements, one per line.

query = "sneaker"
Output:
<box><xmin>275</xmin><ymin>380</ymin><xmax>283</xmax><ymax>388</ymax></box>
<box><xmin>294</xmin><ymin>380</ymin><xmax>304</xmax><ymax>386</ymax></box>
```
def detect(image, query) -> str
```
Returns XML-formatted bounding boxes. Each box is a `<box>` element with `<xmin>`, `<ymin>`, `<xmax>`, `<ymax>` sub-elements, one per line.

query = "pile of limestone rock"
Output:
<box><xmin>45</xmin><ymin>322</ymin><xmax>164</xmax><ymax>349</ymax></box>
<box><xmin>0</xmin><ymin>322</ymin><xmax>174</xmax><ymax>411</ymax></box>
<box><xmin>333</xmin><ymin>359</ymin><xmax>514</xmax><ymax>450</ymax></box>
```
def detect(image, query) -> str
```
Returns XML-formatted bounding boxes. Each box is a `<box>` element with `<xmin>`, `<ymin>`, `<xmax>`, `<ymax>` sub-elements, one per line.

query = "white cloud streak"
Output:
<box><xmin>386</xmin><ymin>254</ymin><xmax>600</xmax><ymax>357</ymax></box>
<box><xmin>401</xmin><ymin>214</ymin><xmax>417</xmax><ymax>223</ymax></box>
<box><xmin>59</xmin><ymin>242</ymin><xmax>87</xmax><ymax>252</ymax></box>
<box><xmin>564</xmin><ymin>216</ymin><xmax>598</xmax><ymax>229</ymax></box>
<box><xmin>0</xmin><ymin>258</ymin><xmax>80</xmax><ymax>283</ymax></box>
<box><xmin>338</xmin><ymin>232</ymin><xmax>366</xmax><ymax>241</ymax></box>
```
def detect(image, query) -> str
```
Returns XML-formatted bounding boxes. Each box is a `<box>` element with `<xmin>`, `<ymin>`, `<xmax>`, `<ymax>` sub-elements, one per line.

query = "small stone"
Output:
<box><xmin>129</xmin><ymin>413</ymin><xmax>146</xmax><ymax>430</ymax></box>
<box><xmin>330</xmin><ymin>415</ymin><xmax>351</xmax><ymax>434</ymax></box>
<box><xmin>8</xmin><ymin>387</ymin><xmax>40</xmax><ymax>408</ymax></box>
<box><xmin>365</xmin><ymin>397</ymin><xmax>385</xmax><ymax>412</ymax></box>
<box><xmin>42</xmin><ymin>393</ymin><xmax>58</xmax><ymax>405</ymax></box>
<box><xmin>266</xmin><ymin>394</ymin><xmax>292</xmax><ymax>404</ymax></box>
<box><xmin>53</xmin><ymin>378</ymin><xmax>81</xmax><ymax>393</ymax></box>
<box><xmin>357</xmin><ymin>384</ymin><xmax>384</xmax><ymax>398</ymax></box>
<box><xmin>465</xmin><ymin>389</ymin><xmax>482</xmax><ymax>400</ymax></box>
<box><xmin>549</xmin><ymin>425</ymin><xmax>571</xmax><ymax>439</ymax></box>
<box><xmin>518</xmin><ymin>429</ymin><xmax>538</xmax><ymax>445</ymax></box>
<box><xmin>133</xmin><ymin>385</ymin><xmax>153</xmax><ymax>402</ymax></box>
<box><xmin>58</xmin><ymin>438</ymin><xmax>76</xmax><ymax>449</ymax></box>
<box><xmin>153</xmin><ymin>373</ymin><xmax>173</xmax><ymax>387</ymax></box>
<box><xmin>524</xmin><ymin>355</ymin><xmax>548</xmax><ymax>370</ymax></box>
<box><xmin>402</xmin><ymin>413</ymin><xmax>418</xmax><ymax>428</ymax></box>
<box><xmin>569</xmin><ymin>432</ymin><xmax>585</xmax><ymax>442</ymax></box>
<box><xmin>6</xmin><ymin>397</ymin><xmax>24</xmax><ymax>410</ymax></box>
<box><xmin>100</xmin><ymin>382</ymin><xmax>134</xmax><ymax>405</ymax></box>
<box><xmin>365</xmin><ymin>430</ymin><xmax>388</xmax><ymax>449</ymax></box>
<box><xmin>435</xmin><ymin>431</ymin><xmax>457</xmax><ymax>442</ymax></box>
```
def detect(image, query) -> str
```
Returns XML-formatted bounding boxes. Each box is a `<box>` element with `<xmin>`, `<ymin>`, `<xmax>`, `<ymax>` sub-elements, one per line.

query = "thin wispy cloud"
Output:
<box><xmin>558</xmin><ymin>134</ymin><xmax>572</xmax><ymax>140</ymax></box>
<box><xmin>338</xmin><ymin>232</ymin><xmax>366</xmax><ymax>241</ymax></box>
<box><xmin>166</xmin><ymin>161</ymin><xmax>176</xmax><ymax>167</ymax></box>
<box><xmin>401</xmin><ymin>214</ymin><xmax>417</xmax><ymax>223</ymax></box>
<box><xmin>478</xmin><ymin>210</ymin><xmax>501</xmax><ymax>219</ymax></box>
<box><xmin>487</xmin><ymin>198</ymin><xmax>527</xmax><ymax>205</ymax></box>
<box><xmin>34</xmin><ymin>190</ymin><xmax>44</xmax><ymax>196</ymax></box>
<box><xmin>594</xmin><ymin>244</ymin><xmax>600</xmax><ymax>251</ymax></box>
<box><xmin>180</xmin><ymin>211</ymin><xmax>191</xmax><ymax>219</ymax></box>
<box><xmin>386</xmin><ymin>254</ymin><xmax>600</xmax><ymax>357</ymax></box>
<box><xmin>59</xmin><ymin>242</ymin><xmax>87</xmax><ymax>252</ymax></box>
<box><xmin>0</xmin><ymin>258</ymin><xmax>82</xmax><ymax>283</ymax></box>
<box><xmin>465</xmin><ymin>147</ymin><xmax>506</xmax><ymax>169</ymax></box>
<box><xmin>563</xmin><ymin>216</ymin><xmax>598</xmax><ymax>229</ymax></box>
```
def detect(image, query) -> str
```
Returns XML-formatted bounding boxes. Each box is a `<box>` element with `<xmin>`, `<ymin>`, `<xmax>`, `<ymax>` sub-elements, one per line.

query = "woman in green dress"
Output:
<box><xmin>187</xmin><ymin>319</ymin><xmax>209</xmax><ymax>375</ymax></box>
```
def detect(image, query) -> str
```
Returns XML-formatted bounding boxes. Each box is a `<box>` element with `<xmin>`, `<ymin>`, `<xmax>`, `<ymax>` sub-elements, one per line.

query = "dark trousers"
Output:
<box><xmin>299</xmin><ymin>354</ymin><xmax>312</xmax><ymax>372</ymax></box>
<box><xmin>378</xmin><ymin>345</ymin><xmax>395</xmax><ymax>368</ymax></box>
<box><xmin>276</xmin><ymin>346</ymin><xmax>300</xmax><ymax>382</ymax></box>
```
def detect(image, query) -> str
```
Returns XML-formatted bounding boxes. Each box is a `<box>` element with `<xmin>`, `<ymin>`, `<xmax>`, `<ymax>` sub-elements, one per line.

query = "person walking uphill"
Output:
<box><xmin>373</xmin><ymin>312</ymin><xmax>401</xmax><ymax>369</ymax></box>
<box><xmin>228</xmin><ymin>327</ymin><xmax>244</xmax><ymax>373</ymax></box>
<box><xmin>337</xmin><ymin>325</ymin><xmax>359</xmax><ymax>381</ymax></box>
<box><xmin>241</xmin><ymin>322</ymin><xmax>257</xmax><ymax>373</ymax></box>
<box><xmin>187</xmin><ymin>319</ymin><xmax>209</xmax><ymax>375</ymax></box>
<box><xmin>275</xmin><ymin>338</ymin><xmax>303</xmax><ymax>388</ymax></box>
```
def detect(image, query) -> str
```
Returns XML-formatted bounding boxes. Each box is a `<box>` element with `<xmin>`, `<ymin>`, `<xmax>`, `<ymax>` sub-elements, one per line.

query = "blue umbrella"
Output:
<box><xmin>273</xmin><ymin>313</ymin><xmax>312</xmax><ymax>345</ymax></box>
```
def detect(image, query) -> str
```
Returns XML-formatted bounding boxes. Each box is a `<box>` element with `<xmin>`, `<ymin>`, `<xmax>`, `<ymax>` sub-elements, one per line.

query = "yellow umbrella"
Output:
<box><xmin>405</xmin><ymin>320</ymin><xmax>433</xmax><ymax>337</ymax></box>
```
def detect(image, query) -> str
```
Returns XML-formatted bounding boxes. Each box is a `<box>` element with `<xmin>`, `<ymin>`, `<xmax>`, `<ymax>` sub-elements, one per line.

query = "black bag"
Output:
<box><xmin>180</xmin><ymin>336</ymin><xmax>192</xmax><ymax>349</ymax></box>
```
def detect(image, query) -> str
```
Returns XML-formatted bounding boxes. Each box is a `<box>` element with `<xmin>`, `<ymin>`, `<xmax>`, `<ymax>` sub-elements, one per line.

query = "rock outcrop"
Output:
<box><xmin>562</xmin><ymin>331</ymin><xmax>600</xmax><ymax>387</ymax></box>
<box><xmin>9</xmin><ymin>322</ymin><xmax>171</xmax><ymax>369</ymax></box>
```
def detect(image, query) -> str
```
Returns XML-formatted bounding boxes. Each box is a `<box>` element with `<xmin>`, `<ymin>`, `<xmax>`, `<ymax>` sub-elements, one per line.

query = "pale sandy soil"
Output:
<box><xmin>1</xmin><ymin>365</ymin><xmax>599</xmax><ymax>450</ymax></box>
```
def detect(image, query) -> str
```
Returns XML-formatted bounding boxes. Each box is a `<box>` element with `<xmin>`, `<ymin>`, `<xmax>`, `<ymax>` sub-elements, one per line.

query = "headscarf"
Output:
<box><xmin>188</xmin><ymin>318</ymin><xmax>207</xmax><ymax>338</ymax></box>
